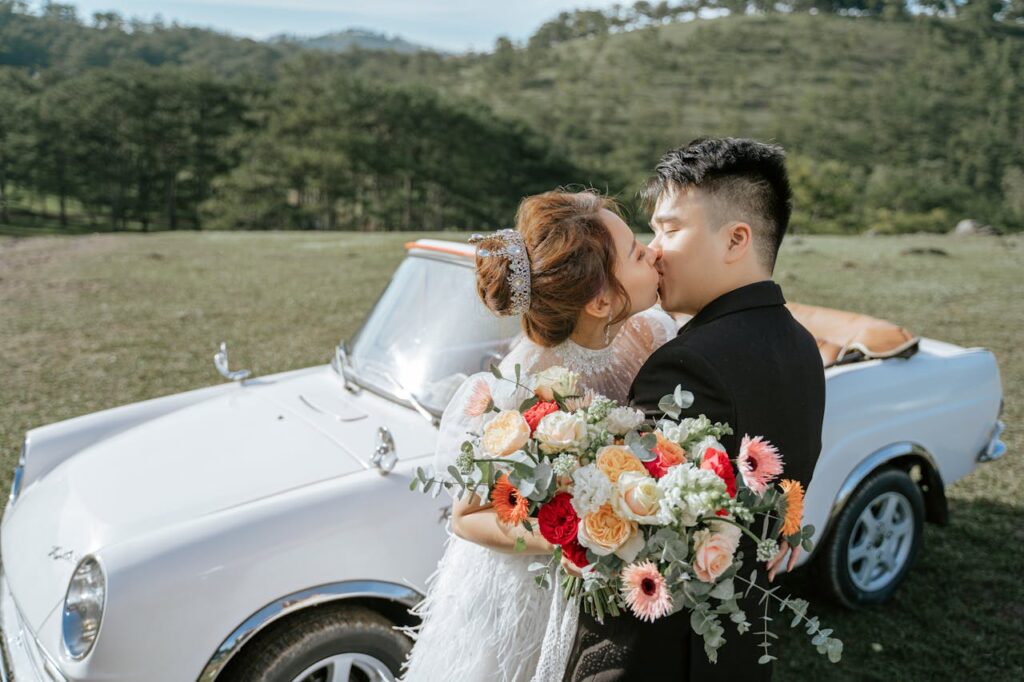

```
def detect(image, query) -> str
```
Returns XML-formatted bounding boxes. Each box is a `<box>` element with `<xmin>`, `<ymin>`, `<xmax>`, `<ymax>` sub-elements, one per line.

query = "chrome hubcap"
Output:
<box><xmin>290</xmin><ymin>653</ymin><xmax>394</xmax><ymax>682</ymax></box>
<box><xmin>847</xmin><ymin>491</ymin><xmax>914</xmax><ymax>592</ymax></box>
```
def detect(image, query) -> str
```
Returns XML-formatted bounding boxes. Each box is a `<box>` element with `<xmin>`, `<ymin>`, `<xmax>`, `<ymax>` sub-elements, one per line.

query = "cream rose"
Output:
<box><xmin>614</xmin><ymin>471</ymin><xmax>664</xmax><ymax>524</ymax></box>
<box><xmin>595</xmin><ymin>445</ymin><xmax>647</xmax><ymax>483</ymax></box>
<box><xmin>481</xmin><ymin>410</ymin><xmax>531</xmax><ymax>457</ymax></box>
<box><xmin>535</xmin><ymin>411</ymin><xmax>588</xmax><ymax>454</ymax></box>
<box><xmin>532</xmin><ymin>366</ymin><xmax>580</xmax><ymax>402</ymax></box>
<box><xmin>691</xmin><ymin>521</ymin><xmax>742</xmax><ymax>583</ymax></box>
<box><xmin>578</xmin><ymin>503</ymin><xmax>645</xmax><ymax>562</ymax></box>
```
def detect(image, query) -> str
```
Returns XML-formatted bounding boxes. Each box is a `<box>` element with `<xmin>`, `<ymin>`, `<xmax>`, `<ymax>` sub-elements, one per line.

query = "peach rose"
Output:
<box><xmin>595</xmin><ymin>445</ymin><xmax>647</xmax><ymax>483</ymax></box>
<box><xmin>691</xmin><ymin>521</ymin><xmax>742</xmax><ymax>583</ymax></box>
<box><xmin>578</xmin><ymin>503</ymin><xmax>644</xmax><ymax>561</ymax></box>
<box><xmin>481</xmin><ymin>410</ymin><xmax>531</xmax><ymax>457</ymax></box>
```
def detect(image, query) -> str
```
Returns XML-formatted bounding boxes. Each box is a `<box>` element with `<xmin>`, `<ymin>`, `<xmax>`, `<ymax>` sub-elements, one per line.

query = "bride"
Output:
<box><xmin>398</xmin><ymin>190</ymin><xmax>676</xmax><ymax>682</ymax></box>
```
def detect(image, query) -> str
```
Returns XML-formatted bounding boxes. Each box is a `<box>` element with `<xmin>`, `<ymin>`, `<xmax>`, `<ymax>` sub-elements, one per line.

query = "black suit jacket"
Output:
<box><xmin>562</xmin><ymin>281</ymin><xmax>826</xmax><ymax>682</ymax></box>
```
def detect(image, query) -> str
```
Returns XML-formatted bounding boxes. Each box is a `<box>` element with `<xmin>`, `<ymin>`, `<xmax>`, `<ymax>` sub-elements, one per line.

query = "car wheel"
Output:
<box><xmin>817</xmin><ymin>467</ymin><xmax>925</xmax><ymax>609</ymax></box>
<box><xmin>222</xmin><ymin>604</ymin><xmax>412</xmax><ymax>682</ymax></box>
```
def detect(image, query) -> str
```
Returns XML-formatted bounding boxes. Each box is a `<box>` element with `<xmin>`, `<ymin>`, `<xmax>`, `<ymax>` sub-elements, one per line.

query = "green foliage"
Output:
<box><xmin>1</xmin><ymin>3</ymin><xmax>1022</xmax><ymax>232</ymax></box>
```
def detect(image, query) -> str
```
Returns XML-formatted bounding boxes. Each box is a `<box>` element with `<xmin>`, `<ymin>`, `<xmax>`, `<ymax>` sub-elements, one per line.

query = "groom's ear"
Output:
<box><xmin>722</xmin><ymin>222</ymin><xmax>753</xmax><ymax>264</ymax></box>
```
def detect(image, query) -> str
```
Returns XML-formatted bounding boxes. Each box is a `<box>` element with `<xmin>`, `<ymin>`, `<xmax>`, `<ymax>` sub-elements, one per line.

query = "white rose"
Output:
<box><xmin>535</xmin><ymin>411</ymin><xmax>588</xmax><ymax>454</ymax></box>
<box><xmin>480</xmin><ymin>410</ymin><xmax>531</xmax><ymax>457</ymax></box>
<box><xmin>604</xmin><ymin>406</ymin><xmax>645</xmax><ymax>436</ymax></box>
<box><xmin>614</xmin><ymin>471</ymin><xmax>664</xmax><ymax>524</ymax></box>
<box><xmin>532</xmin><ymin>366</ymin><xmax>580</xmax><ymax>402</ymax></box>
<box><xmin>691</xmin><ymin>435</ymin><xmax>725</xmax><ymax>462</ymax></box>
<box><xmin>656</xmin><ymin>419</ymin><xmax>684</xmax><ymax>444</ymax></box>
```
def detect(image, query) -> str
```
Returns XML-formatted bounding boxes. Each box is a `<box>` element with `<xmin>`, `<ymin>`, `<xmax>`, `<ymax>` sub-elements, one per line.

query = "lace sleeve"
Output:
<box><xmin>431</xmin><ymin>371</ymin><xmax>532</xmax><ymax>500</ymax></box>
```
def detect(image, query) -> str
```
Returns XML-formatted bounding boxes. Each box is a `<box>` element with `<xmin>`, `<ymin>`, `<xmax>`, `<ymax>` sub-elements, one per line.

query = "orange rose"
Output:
<box><xmin>595</xmin><ymin>445</ymin><xmax>646</xmax><ymax>483</ymax></box>
<box><xmin>579</xmin><ymin>503</ymin><xmax>640</xmax><ymax>559</ymax></box>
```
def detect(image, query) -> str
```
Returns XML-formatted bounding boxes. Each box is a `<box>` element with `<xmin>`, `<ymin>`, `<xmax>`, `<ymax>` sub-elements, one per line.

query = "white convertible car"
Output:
<box><xmin>0</xmin><ymin>239</ymin><xmax>1006</xmax><ymax>682</ymax></box>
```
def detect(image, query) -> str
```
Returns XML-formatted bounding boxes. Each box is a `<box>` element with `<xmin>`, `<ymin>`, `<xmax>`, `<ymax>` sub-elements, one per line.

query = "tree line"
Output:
<box><xmin>1</xmin><ymin>0</ymin><xmax>1022</xmax><ymax>233</ymax></box>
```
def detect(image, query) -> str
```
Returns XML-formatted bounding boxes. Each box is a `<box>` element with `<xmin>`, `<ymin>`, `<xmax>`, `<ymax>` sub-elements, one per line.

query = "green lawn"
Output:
<box><xmin>1</xmin><ymin>230</ymin><xmax>1021</xmax><ymax>680</ymax></box>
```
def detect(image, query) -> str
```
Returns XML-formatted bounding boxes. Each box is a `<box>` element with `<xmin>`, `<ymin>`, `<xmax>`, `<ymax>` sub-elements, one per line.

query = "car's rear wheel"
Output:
<box><xmin>221</xmin><ymin>604</ymin><xmax>411</xmax><ymax>682</ymax></box>
<box><xmin>817</xmin><ymin>467</ymin><xmax>925</xmax><ymax>608</ymax></box>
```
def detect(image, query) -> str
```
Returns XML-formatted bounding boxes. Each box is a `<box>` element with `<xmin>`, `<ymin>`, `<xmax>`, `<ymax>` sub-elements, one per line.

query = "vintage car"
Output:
<box><xmin>0</xmin><ymin>239</ymin><xmax>1006</xmax><ymax>682</ymax></box>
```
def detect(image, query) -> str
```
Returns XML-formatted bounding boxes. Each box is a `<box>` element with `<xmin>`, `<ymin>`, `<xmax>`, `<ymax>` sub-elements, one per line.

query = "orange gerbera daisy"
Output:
<box><xmin>492</xmin><ymin>474</ymin><xmax>530</xmax><ymax>525</ymax></box>
<box><xmin>779</xmin><ymin>479</ymin><xmax>805</xmax><ymax>536</ymax></box>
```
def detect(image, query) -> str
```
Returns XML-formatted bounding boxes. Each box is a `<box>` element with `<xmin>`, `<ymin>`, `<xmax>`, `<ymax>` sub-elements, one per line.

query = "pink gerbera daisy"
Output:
<box><xmin>463</xmin><ymin>379</ymin><xmax>492</xmax><ymax>418</ymax></box>
<box><xmin>737</xmin><ymin>435</ymin><xmax>784</xmax><ymax>495</ymax></box>
<box><xmin>620</xmin><ymin>560</ymin><xmax>672</xmax><ymax>622</ymax></box>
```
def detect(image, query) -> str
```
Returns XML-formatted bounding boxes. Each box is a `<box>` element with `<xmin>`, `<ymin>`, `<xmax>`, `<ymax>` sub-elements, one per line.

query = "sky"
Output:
<box><xmin>46</xmin><ymin>1</ymin><xmax>628</xmax><ymax>52</ymax></box>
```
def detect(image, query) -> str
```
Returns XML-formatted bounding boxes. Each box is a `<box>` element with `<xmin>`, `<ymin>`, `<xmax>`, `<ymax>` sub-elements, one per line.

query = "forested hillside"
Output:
<box><xmin>1</xmin><ymin>0</ymin><xmax>1021</xmax><ymax>233</ymax></box>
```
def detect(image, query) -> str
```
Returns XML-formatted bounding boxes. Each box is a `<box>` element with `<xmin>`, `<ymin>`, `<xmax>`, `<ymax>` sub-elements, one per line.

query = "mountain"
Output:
<box><xmin>269</xmin><ymin>28</ymin><xmax>436</xmax><ymax>54</ymax></box>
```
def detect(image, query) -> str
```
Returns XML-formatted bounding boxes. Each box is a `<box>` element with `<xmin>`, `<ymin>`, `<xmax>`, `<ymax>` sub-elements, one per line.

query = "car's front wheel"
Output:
<box><xmin>817</xmin><ymin>467</ymin><xmax>925</xmax><ymax>608</ymax></box>
<box><xmin>221</xmin><ymin>604</ymin><xmax>411</xmax><ymax>682</ymax></box>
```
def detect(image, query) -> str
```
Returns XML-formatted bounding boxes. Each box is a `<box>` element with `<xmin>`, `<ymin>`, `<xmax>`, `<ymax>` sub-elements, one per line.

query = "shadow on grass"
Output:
<box><xmin>771</xmin><ymin>496</ymin><xmax>1024</xmax><ymax>681</ymax></box>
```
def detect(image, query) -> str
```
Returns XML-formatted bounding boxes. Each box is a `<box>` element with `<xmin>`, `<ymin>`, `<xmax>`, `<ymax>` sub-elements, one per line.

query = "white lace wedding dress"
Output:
<box><xmin>398</xmin><ymin>308</ymin><xmax>677</xmax><ymax>682</ymax></box>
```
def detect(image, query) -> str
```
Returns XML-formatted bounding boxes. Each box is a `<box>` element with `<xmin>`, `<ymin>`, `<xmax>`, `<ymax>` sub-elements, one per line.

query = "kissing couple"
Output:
<box><xmin>399</xmin><ymin>137</ymin><xmax>826</xmax><ymax>682</ymax></box>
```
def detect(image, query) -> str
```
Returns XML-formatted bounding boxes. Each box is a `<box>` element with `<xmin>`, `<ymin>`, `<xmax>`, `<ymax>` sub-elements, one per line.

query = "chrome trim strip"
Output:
<box><xmin>197</xmin><ymin>580</ymin><xmax>422</xmax><ymax>682</ymax></box>
<box><xmin>8</xmin><ymin>439</ymin><xmax>26</xmax><ymax>505</ymax></box>
<box><xmin>977</xmin><ymin>420</ymin><xmax>1006</xmax><ymax>463</ymax></box>
<box><xmin>815</xmin><ymin>442</ymin><xmax>941</xmax><ymax>558</ymax></box>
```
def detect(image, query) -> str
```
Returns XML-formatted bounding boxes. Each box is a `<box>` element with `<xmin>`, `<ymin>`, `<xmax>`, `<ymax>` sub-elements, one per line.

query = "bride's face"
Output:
<box><xmin>601</xmin><ymin>209</ymin><xmax>660</xmax><ymax>314</ymax></box>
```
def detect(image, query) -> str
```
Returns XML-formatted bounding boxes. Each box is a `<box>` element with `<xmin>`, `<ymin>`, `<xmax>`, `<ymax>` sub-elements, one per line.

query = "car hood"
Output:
<box><xmin>1</xmin><ymin>365</ymin><xmax>436</xmax><ymax>631</ymax></box>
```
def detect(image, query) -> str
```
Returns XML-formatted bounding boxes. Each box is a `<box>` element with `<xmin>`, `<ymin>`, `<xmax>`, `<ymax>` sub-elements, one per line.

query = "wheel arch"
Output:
<box><xmin>812</xmin><ymin>441</ymin><xmax>947</xmax><ymax>560</ymax></box>
<box><xmin>197</xmin><ymin>579</ymin><xmax>423</xmax><ymax>682</ymax></box>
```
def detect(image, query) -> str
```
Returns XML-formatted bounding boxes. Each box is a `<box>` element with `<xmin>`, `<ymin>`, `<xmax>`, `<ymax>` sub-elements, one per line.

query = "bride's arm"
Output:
<box><xmin>450</xmin><ymin>492</ymin><xmax>554</xmax><ymax>555</ymax></box>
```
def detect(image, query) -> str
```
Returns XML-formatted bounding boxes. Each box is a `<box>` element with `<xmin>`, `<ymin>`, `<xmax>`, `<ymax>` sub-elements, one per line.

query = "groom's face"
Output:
<box><xmin>648</xmin><ymin>187</ymin><xmax>728</xmax><ymax>316</ymax></box>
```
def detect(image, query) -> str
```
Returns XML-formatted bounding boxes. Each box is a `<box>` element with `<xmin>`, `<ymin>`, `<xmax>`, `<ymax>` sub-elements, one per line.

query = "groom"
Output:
<box><xmin>562</xmin><ymin>138</ymin><xmax>826</xmax><ymax>681</ymax></box>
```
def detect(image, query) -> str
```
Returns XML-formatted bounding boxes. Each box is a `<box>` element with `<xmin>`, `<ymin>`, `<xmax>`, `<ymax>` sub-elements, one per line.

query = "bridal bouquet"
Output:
<box><xmin>410</xmin><ymin>364</ymin><xmax>842</xmax><ymax>665</ymax></box>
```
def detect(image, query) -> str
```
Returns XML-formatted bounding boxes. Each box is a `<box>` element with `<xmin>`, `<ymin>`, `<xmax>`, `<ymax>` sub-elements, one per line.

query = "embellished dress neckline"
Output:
<box><xmin>552</xmin><ymin>337</ymin><xmax>616</xmax><ymax>378</ymax></box>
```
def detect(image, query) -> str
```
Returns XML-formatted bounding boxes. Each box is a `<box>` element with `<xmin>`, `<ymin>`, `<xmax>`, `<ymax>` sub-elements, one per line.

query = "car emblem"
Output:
<box><xmin>47</xmin><ymin>545</ymin><xmax>76</xmax><ymax>563</ymax></box>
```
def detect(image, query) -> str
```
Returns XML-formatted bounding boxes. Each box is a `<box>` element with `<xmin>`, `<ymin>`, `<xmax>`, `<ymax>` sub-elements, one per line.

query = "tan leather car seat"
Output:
<box><xmin>667</xmin><ymin>304</ymin><xmax>919</xmax><ymax>368</ymax></box>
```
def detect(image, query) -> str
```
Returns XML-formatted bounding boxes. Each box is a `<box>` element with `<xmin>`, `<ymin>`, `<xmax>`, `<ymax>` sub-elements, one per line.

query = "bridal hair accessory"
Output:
<box><xmin>469</xmin><ymin>229</ymin><xmax>532</xmax><ymax>316</ymax></box>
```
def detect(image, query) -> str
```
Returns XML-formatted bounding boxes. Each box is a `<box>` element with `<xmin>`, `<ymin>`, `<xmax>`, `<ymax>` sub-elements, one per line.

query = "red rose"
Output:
<box><xmin>523</xmin><ymin>401</ymin><xmax>560</xmax><ymax>434</ymax></box>
<box><xmin>538</xmin><ymin>492</ymin><xmax>579</xmax><ymax>546</ymax></box>
<box><xmin>562</xmin><ymin>538</ymin><xmax>590</xmax><ymax>569</ymax></box>
<box><xmin>642</xmin><ymin>457</ymin><xmax>669</xmax><ymax>479</ymax></box>
<box><xmin>701</xmin><ymin>448</ymin><xmax>737</xmax><ymax>498</ymax></box>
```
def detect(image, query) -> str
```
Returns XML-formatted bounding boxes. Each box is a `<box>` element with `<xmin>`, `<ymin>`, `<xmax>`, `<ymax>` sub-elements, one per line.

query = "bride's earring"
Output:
<box><xmin>604</xmin><ymin>311</ymin><xmax>612</xmax><ymax>346</ymax></box>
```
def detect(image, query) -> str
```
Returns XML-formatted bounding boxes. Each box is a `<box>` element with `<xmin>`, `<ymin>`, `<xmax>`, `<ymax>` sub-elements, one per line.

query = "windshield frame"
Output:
<box><xmin>333</xmin><ymin>248</ymin><xmax>488</xmax><ymax>420</ymax></box>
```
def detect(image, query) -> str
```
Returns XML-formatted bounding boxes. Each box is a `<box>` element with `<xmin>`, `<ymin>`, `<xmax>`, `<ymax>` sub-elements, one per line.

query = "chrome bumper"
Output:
<box><xmin>0</xmin><ymin>567</ymin><xmax>66</xmax><ymax>681</ymax></box>
<box><xmin>977</xmin><ymin>420</ymin><xmax>1007</xmax><ymax>463</ymax></box>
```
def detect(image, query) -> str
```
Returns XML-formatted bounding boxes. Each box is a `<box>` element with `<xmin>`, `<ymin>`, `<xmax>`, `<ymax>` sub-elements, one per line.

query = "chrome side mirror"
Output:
<box><xmin>214</xmin><ymin>342</ymin><xmax>251</xmax><ymax>381</ymax></box>
<box><xmin>371</xmin><ymin>427</ymin><xmax>398</xmax><ymax>475</ymax></box>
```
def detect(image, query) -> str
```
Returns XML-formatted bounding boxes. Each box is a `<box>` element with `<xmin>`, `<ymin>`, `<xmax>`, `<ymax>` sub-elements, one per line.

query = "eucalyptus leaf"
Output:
<box><xmin>490</xmin><ymin>364</ymin><xmax>503</xmax><ymax>379</ymax></box>
<box><xmin>658</xmin><ymin>394</ymin><xmax>681</xmax><ymax>419</ymax></box>
<box><xmin>674</xmin><ymin>385</ymin><xmax>695</xmax><ymax>409</ymax></box>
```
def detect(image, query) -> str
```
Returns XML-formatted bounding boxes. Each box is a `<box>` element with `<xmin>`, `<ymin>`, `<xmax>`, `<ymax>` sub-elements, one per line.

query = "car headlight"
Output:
<box><xmin>9</xmin><ymin>438</ymin><xmax>26</xmax><ymax>504</ymax></box>
<box><xmin>62</xmin><ymin>556</ymin><xmax>105</xmax><ymax>659</ymax></box>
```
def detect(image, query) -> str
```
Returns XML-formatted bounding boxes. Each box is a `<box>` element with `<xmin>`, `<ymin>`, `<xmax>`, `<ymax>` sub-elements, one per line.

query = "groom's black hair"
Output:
<box><xmin>641</xmin><ymin>137</ymin><xmax>792</xmax><ymax>272</ymax></box>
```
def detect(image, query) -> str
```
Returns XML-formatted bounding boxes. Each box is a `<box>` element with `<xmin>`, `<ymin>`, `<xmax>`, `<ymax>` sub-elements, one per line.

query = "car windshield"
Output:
<box><xmin>345</xmin><ymin>252</ymin><xmax>521</xmax><ymax>415</ymax></box>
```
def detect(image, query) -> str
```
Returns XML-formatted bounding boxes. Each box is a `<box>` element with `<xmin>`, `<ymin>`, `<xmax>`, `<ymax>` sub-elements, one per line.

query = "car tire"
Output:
<box><xmin>816</xmin><ymin>467</ymin><xmax>925</xmax><ymax>609</ymax></box>
<box><xmin>221</xmin><ymin>604</ymin><xmax>412</xmax><ymax>682</ymax></box>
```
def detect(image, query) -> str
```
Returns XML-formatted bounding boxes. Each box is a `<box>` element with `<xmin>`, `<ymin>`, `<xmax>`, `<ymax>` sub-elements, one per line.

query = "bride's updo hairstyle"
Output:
<box><xmin>475</xmin><ymin>190</ymin><xmax>631</xmax><ymax>347</ymax></box>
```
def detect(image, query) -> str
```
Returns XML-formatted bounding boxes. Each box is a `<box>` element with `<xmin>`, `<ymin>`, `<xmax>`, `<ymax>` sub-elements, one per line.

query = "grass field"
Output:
<box><xmin>1</xmin><ymin>230</ymin><xmax>1021</xmax><ymax>680</ymax></box>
